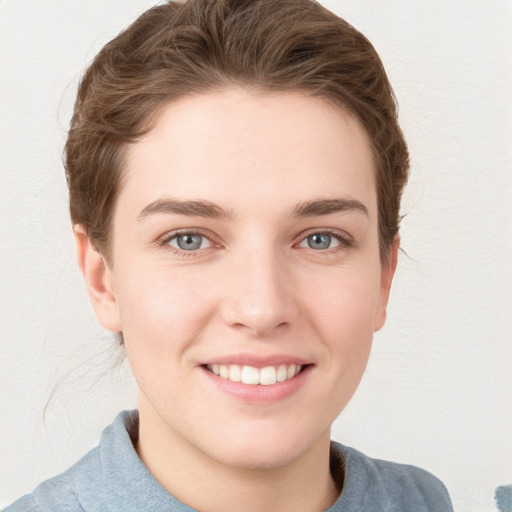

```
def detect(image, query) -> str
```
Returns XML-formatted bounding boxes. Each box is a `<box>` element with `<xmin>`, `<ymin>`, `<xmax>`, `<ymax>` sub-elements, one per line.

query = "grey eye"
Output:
<box><xmin>307</xmin><ymin>233</ymin><xmax>332</xmax><ymax>250</ymax></box>
<box><xmin>174</xmin><ymin>233</ymin><xmax>204</xmax><ymax>251</ymax></box>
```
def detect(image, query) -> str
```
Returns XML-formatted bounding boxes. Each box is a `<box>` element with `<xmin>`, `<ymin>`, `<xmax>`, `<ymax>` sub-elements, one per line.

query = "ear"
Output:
<box><xmin>374</xmin><ymin>236</ymin><xmax>399</xmax><ymax>332</ymax></box>
<box><xmin>74</xmin><ymin>225</ymin><xmax>122</xmax><ymax>332</ymax></box>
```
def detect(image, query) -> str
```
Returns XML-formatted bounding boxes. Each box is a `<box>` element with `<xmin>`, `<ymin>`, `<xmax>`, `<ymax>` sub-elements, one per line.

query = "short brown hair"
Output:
<box><xmin>65</xmin><ymin>0</ymin><xmax>409</xmax><ymax>260</ymax></box>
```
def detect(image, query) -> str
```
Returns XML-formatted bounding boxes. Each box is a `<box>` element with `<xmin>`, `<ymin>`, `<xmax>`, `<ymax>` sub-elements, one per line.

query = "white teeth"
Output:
<box><xmin>276</xmin><ymin>364</ymin><xmax>287</xmax><ymax>382</ymax></box>
<box><xmin>241</xmin><ymin>366</ymin><xmax>260</xmax><ymax>385</ymax></box>
<box><xmin>228</xmin><ymin>364</ymin><xmax>241</xmax><ymax>382</ymax></box>
<box><xmin>260</xmin><ymin>366</ymin><xmax>277</xmax><ymax>386</ymax></box>
<box><xmin>207</xmin><ymin>363</ymin><xmax>303</xmax><ymax>385</ymax></box>
<box><xmin>219</xmin><ymin>365</ymin><xmax>229</xmax><ymax>379</ymax></box>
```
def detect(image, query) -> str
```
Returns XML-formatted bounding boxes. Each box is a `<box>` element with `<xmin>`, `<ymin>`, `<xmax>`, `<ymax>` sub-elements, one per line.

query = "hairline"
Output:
<box><xmin>90</xmin><ymin>84</ymin><xmax>389</xmax><ymax>264</ymax></box>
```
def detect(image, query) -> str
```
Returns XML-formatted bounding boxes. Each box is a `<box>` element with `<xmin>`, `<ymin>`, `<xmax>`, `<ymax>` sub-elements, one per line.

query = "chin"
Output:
<box><xmin>203</xmin><ymin>423</ymin><xmax>329</xmax><ymax>471</ymax></box>
<box><xmin>214</xmin><ymin>443</ymin><xmax>305</xmax><ymax>470</ymax></box>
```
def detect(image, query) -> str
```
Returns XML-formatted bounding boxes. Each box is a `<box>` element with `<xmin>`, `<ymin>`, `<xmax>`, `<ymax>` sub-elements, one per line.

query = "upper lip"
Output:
<box><xmin>201</xmin><ymin>353</ymin><xmax>311</xmax><ymax>368</ymax></box>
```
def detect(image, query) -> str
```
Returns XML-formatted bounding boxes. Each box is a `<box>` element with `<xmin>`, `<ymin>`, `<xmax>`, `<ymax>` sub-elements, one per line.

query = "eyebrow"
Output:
<box><xmin>292</xmin><ymin>197</ymin><xmax>368</xmax><ymax>217</ymax></box>
<box><xmin>138</xmin><ymin>198</ymin><xmax>231</xmax><ymax>221</ymax></box>
<box><xmin>137</xmin><ymin>196</ymin><xmax>368</xmax><ymax>221</ymax></box>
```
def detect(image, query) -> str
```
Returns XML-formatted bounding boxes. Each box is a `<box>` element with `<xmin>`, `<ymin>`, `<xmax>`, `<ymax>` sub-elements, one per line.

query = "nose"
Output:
<box><xmin>220</xmin><ymin>246</ymin><xmax>299</xmax><ymax>337</ymax></box>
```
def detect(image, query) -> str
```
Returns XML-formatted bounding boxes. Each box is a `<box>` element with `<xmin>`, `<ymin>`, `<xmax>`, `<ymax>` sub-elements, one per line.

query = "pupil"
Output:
<box><xmin>178</xmin><ymin>234</ymin><xmax>201</xmax><ymax>250</ymax></box>
<box><xmin>308</xmin><ymin>233</ymin><xmax>331</xmax><ymax>250</ymax></box>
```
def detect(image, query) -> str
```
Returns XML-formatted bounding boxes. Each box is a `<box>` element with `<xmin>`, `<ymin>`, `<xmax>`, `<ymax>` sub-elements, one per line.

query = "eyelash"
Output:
<box><xmin>296</xmin><ymin>228</ymin><xmax>354</xmax><ymax>252</ymax></box>
<box><xmin>157</xmin><ymin>229</ymin><xmax>216</xmax><ymax>257</ymax></box>
<box><xmin>157</xmin><ymin>228</ymin><xmax>354</xmax><ymax>257</ymax></box>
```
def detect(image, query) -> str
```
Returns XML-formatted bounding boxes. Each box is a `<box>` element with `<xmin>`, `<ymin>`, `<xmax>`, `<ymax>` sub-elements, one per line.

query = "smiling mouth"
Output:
<box><xmin>205</xmin><ymin>363</ymin><xmax>306</xmax><ymax>386</ymax></box>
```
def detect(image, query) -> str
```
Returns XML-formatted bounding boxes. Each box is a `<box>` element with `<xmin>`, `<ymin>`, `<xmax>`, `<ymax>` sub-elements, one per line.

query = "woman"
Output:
<box><xmin>6</xmin><ymin>0</ymin><xmax>453</xmax><ymax>510</ymax></box>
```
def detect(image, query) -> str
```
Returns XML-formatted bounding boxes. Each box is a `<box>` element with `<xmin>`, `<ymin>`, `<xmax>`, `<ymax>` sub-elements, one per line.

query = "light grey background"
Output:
<box><xmin>1</xmin><ymin>1</ymin><xmax>511</xmax><ymax>510</ymax></box>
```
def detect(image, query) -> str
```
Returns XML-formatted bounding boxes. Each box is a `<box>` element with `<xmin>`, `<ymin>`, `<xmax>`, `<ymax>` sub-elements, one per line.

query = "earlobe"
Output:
<box><xmin>74</xmin><ymin>225</ymin><xmax>122</xmax><ymax>332</ymax></box>
<box><xmin>374</xmin><ymin>236</ymin><xmax>400</xmax><ymax>332</ymax></box>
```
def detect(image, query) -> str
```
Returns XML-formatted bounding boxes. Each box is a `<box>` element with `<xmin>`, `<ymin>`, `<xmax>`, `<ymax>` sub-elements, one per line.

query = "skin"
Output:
<box><xmin>75</xmin><ymin>88</ymin><xmax>398</xmax><ymax>512</ymax></box>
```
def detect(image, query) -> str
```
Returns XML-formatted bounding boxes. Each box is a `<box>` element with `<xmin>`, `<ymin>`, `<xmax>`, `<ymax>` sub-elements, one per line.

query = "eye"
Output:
<box><xmin>167</xmin><ymin>232</ymin><xmax>212</xmax><ymax>251</ymax></box>
<box><xmin>298</xmin><ymin>232</ymin><xmax>343</xmax><ymax>251</ymax></box>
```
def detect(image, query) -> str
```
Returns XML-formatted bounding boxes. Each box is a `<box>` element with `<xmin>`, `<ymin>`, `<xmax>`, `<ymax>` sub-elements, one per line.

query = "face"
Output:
<box><xmin>79</xmin><ymin>88</ymin><xmax>397</xmax><ymax>470</ymax></box>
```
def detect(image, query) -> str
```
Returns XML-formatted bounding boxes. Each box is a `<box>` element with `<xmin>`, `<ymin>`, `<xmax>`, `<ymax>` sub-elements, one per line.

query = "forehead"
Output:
<box><xmin>120</xmin><ymin>88</ymin><xmax>377</xmax><ymax>219</ymax></box>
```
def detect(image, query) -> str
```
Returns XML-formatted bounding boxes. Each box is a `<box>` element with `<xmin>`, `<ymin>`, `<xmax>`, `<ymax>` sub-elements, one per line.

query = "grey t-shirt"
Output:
<box><xmin>5</xmin><ymin>410</ymin><xmax>453</xmax><ymax>511</ymax></box>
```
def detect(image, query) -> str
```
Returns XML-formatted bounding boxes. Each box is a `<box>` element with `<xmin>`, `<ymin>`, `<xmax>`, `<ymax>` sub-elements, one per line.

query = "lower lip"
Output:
<box><xmin>200</xmin><ymin>365</ymin><xmax>313</xmax><ymax>404</ymax></box>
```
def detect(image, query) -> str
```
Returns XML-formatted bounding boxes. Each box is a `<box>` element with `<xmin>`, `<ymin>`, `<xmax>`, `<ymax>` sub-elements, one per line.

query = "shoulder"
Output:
<box><xmin>331</xmin><ymin>442</ymin><xmax>453</xmax><ymax>512</ymax></box>
<box><xmin>4</xmin><ymin>446</ymin><xmax>99</xmax><ymax>512</ymax></box>
<box><xmin>4</xmin><ymin>411</ymin><xmax>137</xmax><ymax>512</ymax></box>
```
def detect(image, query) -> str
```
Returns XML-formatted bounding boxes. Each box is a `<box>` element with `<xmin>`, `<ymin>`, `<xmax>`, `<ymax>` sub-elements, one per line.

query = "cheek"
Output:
<box><xmin>303</xmin><ymin>266</ymin><xmax>380</xmax><ymax>359</ymax></box>
<box><xmin>305</xmin><ymin>259</ymin><xmax>381</xmax><ymax>317</ymax></box>
<box><xmin>113</xmin><ymin>267</ymin><xmax>218</xmax><ymax>406</ymax></box>
<box><xmin>113</xmin><ymin>265</ymin><xmax>216</xmax><ymax>355</ymax></box>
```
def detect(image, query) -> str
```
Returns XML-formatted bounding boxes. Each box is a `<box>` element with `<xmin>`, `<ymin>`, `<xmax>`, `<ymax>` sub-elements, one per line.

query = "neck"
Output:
<box><xmin>136</xmin><ymin>398</ymin><xmax>339</xmax><ymax>512</ymax></box>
